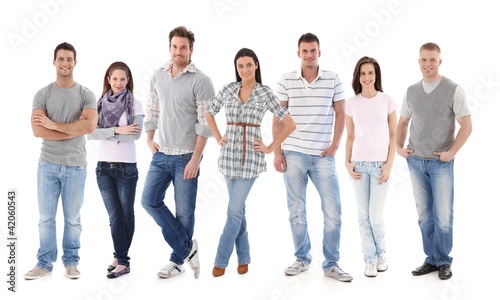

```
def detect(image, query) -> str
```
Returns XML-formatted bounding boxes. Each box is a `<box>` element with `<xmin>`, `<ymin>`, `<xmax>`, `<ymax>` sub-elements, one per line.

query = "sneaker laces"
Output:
<box><xmin>332</xmin><ymin>266</ymin><xmax>347</xmax><ymax>275</ymax></box>
<box><xmin>67</xmin><ymin>265</ymin><xmax>79</xmax><ymax>273</ymax></box>
<box><xmin>160</xmin><ymin>263</ymin><xmax>181</xmax><ymax>274</ymax></box>
<box><xmin>291</xmin><ymin>260</ymin><xmax>304</xmax><ymax>269</ymax></box>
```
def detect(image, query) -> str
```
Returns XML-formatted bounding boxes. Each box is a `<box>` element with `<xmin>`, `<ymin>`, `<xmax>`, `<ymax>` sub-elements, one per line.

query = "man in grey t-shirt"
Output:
<box><xmin>396</xmin><ymin>42</ymin><xmax>472</xmax><ymax>280</ymax></box>
<box><xmin>24</xmin><ymin>42</ymin><xmax>97</xmax><ymax>280</ymax></box>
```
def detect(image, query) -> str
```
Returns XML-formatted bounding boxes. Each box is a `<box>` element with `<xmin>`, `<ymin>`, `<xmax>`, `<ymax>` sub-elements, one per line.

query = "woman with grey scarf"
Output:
<box><xmin>87</xmin><ymin>61</ymin><xmax>144</xmax><ymax>278</ymax></box>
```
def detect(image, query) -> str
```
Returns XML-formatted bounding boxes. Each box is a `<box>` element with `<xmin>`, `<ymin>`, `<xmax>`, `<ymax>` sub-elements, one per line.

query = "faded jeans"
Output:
<box><xmin>350</xmin><ymin>161</ymin><xmax>388</xmax><ymax>263</ymax></box>
<box><xmin>36</xmin><ymin>162</ymin><xmax>86</xmax><ymax>271</ymax></box>
<box><xmin>407</xmin><ymin>156</ymin><xmax>454</xmax><ymax>266</ymax></box>
<box><xmin>283</xmin><ymin>150</ymin><xmax>342</xmax><ymax>270</ymax></box>
<box><xmin>214</xmin><ymin>177</ymin><xmax>256</xmax><ymax>268</ymax></box>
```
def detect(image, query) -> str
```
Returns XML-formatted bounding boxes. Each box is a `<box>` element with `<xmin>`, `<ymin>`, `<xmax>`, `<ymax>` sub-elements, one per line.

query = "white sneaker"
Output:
<box><xmin>377</xmin><ymin>256</ymin><xmax>388</xmax><ymax>272</ymax></box>
<box><xmin>157</xmin><ymin>261</ymin><xmax>185</xmax><ymax>278</ymax></box>
<box><xmin>364</xmin><ymin>262</ymin><xmax>377</xmax><ymax>277</ymax></box>
<box><xmin>284</xmin><ymin>260</ymin><xmax>309</xmax><ymax>276</ymax></box>
<box><xmin>324</xmin><ymin>266</ymin><xmax>353</xmax><ymax>282</ymax></box>
<box><xmin>185</xmin><ymin>239</ymin><xmax>200</xmax><ymax>279</ymax></box>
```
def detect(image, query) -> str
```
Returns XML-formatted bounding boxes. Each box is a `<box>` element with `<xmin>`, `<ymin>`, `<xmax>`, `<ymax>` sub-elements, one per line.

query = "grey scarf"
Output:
<box><xmin>97</xmin><ymin>88</ymin><xmax>134</xmax><ymax>128</ymax></box>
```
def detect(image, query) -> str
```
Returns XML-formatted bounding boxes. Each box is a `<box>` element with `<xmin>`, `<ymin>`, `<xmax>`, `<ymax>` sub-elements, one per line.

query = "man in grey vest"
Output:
<box><xmin>141</xmin><ymin>26</ymin><xmax>215</xmax><ymax>279</ymax></box>
<box><xmin>396</xmin><ymin>42</ymin><xmax>472</xmax><ymax>280</ymax></box>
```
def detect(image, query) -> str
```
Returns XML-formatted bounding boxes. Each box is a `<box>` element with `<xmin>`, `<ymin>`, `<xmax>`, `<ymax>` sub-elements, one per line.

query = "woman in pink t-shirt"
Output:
<box><xmin>345</xmin><ymin>56</ymin><xmax>397</xmax><ymax>278</ymax></box>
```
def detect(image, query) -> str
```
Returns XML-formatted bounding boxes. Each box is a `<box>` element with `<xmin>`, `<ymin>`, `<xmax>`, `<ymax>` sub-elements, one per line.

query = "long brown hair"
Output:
<box><xmin>101</xmin><ymin>61</ymin><xmax>134</xmax><ymax>96</ymax></box>
<box><xmin>351</xmin><ymin>56</ymin><xmax>383</xmax><ymax>95</ymax></box>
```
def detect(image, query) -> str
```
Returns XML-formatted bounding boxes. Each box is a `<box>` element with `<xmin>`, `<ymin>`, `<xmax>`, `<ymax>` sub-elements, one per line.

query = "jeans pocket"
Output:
<box><xmin>122</xmin><ymin>167</ymin><xmax>138</xmax><ymax>179</ymax></box>
<box><xmin>180</xmin><ymin>153</ymin><xmax>194</xmax><ymax>160</ymax></box>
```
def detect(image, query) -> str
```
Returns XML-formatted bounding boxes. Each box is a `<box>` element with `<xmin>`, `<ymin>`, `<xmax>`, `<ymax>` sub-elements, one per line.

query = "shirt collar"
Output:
<box><xmin>295</xmin><ymin>67</ymin><xmax>324</xmax><ymax>81</ymax></box>
<box><xmin>163</xmin><ymin>60</ymin><xmax>197</xmax><ymax>74</ymax></box>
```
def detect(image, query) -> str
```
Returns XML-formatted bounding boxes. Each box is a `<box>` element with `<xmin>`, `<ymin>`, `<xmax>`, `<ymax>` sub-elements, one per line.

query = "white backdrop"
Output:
<box><xmin>1</xmin><ymin>1</ymin><xmax>497</xmax><ymax>299</ymax></box>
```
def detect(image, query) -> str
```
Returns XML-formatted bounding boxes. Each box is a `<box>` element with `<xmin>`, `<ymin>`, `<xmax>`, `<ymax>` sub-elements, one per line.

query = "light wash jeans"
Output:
<box><xmin>36</xmin><ymin>161</ymin><xmax>86</xmax><ymax>271</ymax></box>
<box><xmin>214</xmin><ymin>177</ymin><xmax>256</xmax><ymax>268</ymax></box>
<box><xmin>141</xmin><ymin>152</ymin><xmax>197</xmax><ymax>265</ymax></box>
<box><xmin>407</xmin><ymin>156</ymin><xmax>454</xmax><ymax>266</ymax></box>
<box><xmin>350</xmin><ymin>161</ymin><xmax>388</xmax><ymax>263</ymax></box>
<box><xmin>282</xmin><ymin>150</ymin><xmax>342</xmax><ymax>271</ymax></box>
<box><xmin>96</xmin><ymin>162</ymin><xmax>138</xmax><ymax>267</ymax></box>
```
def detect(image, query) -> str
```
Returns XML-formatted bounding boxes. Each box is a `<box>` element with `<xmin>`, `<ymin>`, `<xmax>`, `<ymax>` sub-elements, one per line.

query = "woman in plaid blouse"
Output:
<box><xmin>206</xmin><ymin>48</ymin><xmax>295</xmax><ymax>277</ymax></box>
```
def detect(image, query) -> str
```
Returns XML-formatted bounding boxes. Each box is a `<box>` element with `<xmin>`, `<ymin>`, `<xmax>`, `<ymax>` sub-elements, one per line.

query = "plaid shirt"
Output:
<box><xmin>209</xmin><ymin>82</ymin><xmax>289</xmax><ymax>179</ymax></box>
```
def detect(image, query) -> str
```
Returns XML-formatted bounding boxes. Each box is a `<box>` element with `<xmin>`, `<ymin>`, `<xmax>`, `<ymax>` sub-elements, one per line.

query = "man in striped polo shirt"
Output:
<box><xmin>272</xmin><ymin>33</ymin><xmax>352</xmax><ymax>282</ymax></box>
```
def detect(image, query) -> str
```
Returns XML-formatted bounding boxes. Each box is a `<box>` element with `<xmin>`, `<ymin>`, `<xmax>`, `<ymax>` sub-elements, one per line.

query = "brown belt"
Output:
<box><xmin>227</xmin><ymin>122</ymin><xmax>260</xmax><ymax>166</ymax></box>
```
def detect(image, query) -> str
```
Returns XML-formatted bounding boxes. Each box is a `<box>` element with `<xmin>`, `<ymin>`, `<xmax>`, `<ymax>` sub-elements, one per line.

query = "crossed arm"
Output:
<box><xmin>31</xmin><ymin>108</ymin><xmax>98</xmax><ymax>140</ymax></box>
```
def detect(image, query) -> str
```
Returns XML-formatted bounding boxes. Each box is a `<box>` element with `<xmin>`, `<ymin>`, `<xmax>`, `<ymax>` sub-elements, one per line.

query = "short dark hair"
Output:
<box><xmin>53</xmin><ymin>42</ymin><xmax>76</xmax><ymax>61</ymax></box>
<box><xmin>298</xmin><ymin>33</ymin><xmax>320</xmax><ymax>49</ymax></box>
<box><xmin>233</xmin><ymin>48</ymin><xmax>262</xmax><ymax>84</ymax></box>
<box><xmin>351</xmin><ymin>56</ymin><xmax>383</xmax><ymax>95</ymax></box>
<box><xmin>420</xmin><ymin>42</ymin><xmax>441</xmax><ymax>54</ymax></box>
<box><xmin>169</xmin><ymin>26</ymin><xmax>195</xmax><ymax>49</ymax></box>
<box><xmin>102</xmin><ymin>61</ymin><xmax>134</xmax><ymax>95</ymax></box>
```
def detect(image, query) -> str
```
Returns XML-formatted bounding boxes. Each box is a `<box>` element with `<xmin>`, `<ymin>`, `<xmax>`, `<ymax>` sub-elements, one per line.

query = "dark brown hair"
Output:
<box><xmin>351</xmin><ymin>56</ymin><xmax>383</xmax><ymax>95</ymax></box>
<box><xmin>53</xmin><ymin>42</ymin><xmax>76</xmax><ymax>61</ymax></box>
<box><xmin>169</xmin><ymin>26</ymin><xmax>195</xmax><ymax>49</ymax></box>
<box><xmin>297</xmin><ymin>32</ymin><xmax>320</xmax><ymax>49</ymax></box>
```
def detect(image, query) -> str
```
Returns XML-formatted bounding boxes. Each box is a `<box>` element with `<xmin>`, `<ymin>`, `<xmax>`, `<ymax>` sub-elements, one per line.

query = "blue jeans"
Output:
<box><xmin>36</xmin><ymin>161</ymin><xmax>86</xmax><ymax>271</ymax></box>
<box><xmin>282</xmin><ymin>151</ymin><xmax>342</xmax><ymax>270</ymax></box>
<box><xmin>350</xmin><ymin>161</ymin><xmax>389</xmax><ymax>263</ymax></box>
<box><xmin>214</xmin><ymin>177</ymin><xmax>256</xmax><ymax>268</ymax></box>
<box><xmin>407</xmin><ymin>156</ymin><xmax>454</xmax><ymax>266</ymax></box>
<box><xmin>96</xmin><ymin>162</ymin><xmax>138</xmax><ymax>267</ymax></box>
<box><xmin>141</xmin><ymin>152</ymin><xmax>197</xmax><ymax>265</ymax></box>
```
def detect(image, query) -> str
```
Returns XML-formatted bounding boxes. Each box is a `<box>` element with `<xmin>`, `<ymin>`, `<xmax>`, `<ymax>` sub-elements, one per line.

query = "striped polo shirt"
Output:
<box><xmin>275</xmin><ymin>68</ymin><xmax>345</xmax><ymax>155</ymax></box>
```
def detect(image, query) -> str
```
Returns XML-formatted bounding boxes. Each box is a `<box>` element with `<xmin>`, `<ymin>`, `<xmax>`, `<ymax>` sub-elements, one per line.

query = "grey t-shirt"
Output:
<box><xmin>33</xmin><ymin>82</ymin><xmax>96</xmax><ymax>166</ymax></box>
